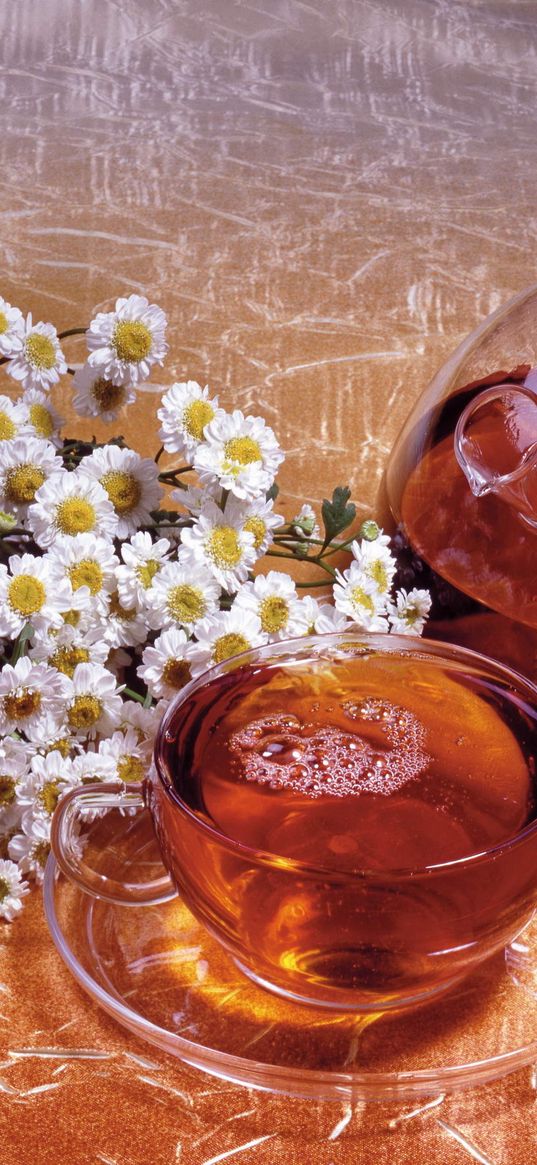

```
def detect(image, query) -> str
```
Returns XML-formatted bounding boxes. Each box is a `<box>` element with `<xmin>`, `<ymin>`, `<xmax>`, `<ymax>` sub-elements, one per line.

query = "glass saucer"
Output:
<box><xmin>43</xmin><ymin>809</ymin><xmax>537</xmax><ymax>1103</ymax></box>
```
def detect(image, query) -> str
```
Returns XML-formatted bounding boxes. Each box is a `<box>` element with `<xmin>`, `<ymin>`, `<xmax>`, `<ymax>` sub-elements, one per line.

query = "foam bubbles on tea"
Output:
<box><xmin>228</xmin><ymin>699</ymin><xmax>430</xmax><ymax>798</ymax></box>
<box><xmin>167</xmin><ymin>647</ymin><xmax>537</xmax><ymax>872</ymax></box>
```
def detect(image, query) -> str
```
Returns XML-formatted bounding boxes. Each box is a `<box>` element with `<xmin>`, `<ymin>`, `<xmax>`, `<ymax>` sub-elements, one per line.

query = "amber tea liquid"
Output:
<box><xmin>157</xmin><ymin>646</ymin><xmax>537</xmax><ymax>1008</ymax></box>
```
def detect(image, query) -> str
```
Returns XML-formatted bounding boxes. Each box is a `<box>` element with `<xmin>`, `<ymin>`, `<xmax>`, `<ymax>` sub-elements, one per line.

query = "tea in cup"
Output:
<box><xmin>52</xmin><ymin>634</ymin><xmax>537</xmax><ymax>1012</ymax></box>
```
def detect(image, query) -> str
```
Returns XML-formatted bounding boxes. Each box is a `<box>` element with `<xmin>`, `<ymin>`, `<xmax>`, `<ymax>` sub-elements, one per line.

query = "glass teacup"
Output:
<box><xmin>51</xmin><ymin>633</ymin><xmax>537</xmax><ymax>1012</ymax></box>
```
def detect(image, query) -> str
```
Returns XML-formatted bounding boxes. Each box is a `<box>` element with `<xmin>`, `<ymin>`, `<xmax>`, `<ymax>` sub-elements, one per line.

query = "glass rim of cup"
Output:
<box><xmin>153</xmin><ymin>631</ymin><xmax>537</xmax><ymax>882</ymax></box>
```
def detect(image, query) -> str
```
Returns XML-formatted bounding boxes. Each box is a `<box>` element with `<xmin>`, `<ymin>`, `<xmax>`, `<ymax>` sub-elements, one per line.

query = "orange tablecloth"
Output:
<box><xmin>1</xmin><ymin>1</ymin><xmax>537</xmax><ymax>1160</ymax></box>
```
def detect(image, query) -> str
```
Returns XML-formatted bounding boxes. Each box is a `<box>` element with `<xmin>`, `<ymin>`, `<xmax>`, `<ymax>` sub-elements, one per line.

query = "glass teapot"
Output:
<box><xmin>386</xmin><ymin>284</ymin><xmax>537</xmax><ymax>680</ymax></box>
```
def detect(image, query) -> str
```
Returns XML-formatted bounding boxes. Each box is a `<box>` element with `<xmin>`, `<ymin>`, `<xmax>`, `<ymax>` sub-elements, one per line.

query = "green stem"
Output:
<box><xmin>123</xmin><ymin>686</ymin><xmax>147</xmax><ymax>705</ymax></box>
<box><xmin>10</xmin><ymin>623</ymin><xmax>34</xmax><ymax>665</ymax></box>
<box><xmin>58</xmin><ymin>326</ymin><xmax>87</xmax><ymax>340</ymax></box>
<box><xmin>321</xmin><ymin>535</ymin><xmax>358</xmax><ymax>558</ymax></box>
<box><xmin>158</xmin><ymin>466</ymin><xmax>194</xmax><ymax>483</ymax></box>
<box><xmin>266</xmin><ymin>548</ymin><xmax>336</xmax><ymax>577</ymax></box>
<box><xmin>295</xmin><ymin>579</ymin><xmax>333</xmax><ymax>589</ymax></box>
<box><xmin>0</xmin><ymin>526</ymin><xmax>30</xmax><ymax>539</ymax></box>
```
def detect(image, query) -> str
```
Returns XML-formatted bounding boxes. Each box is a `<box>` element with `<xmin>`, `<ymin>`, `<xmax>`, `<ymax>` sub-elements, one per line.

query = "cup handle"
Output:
<box><xmin>51</xmin><ymin>781</ymin><xmax>177</xmax><ymax>906</ymax></box>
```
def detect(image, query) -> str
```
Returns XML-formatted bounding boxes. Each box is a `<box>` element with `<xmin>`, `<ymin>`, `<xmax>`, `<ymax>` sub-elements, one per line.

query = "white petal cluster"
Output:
<box><xmin>0</xmin><ymin>291</ymin><xmax>431</xmax><ymax>922</ymax></box>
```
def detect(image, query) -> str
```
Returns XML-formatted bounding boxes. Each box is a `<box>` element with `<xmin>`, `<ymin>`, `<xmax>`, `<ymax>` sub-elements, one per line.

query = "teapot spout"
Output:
<box><xmin>454</xmin><ymin>383</ymin><xmax>537</xmax><ymax>529</ymax></box>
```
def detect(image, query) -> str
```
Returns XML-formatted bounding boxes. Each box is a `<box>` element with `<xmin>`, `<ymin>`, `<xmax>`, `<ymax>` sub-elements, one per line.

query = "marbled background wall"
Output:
<box><xmin>1</xmin><ymin>2</ymin><xmax>537</xmax><ymax>1163</ymax></box>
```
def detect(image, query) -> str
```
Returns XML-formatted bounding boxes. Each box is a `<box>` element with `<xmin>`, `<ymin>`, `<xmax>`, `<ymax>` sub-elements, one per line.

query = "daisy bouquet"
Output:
<box><xmin>0</xmin><ymin>293</ymin><xmax>431</xmax><ymax>920</ymax></box>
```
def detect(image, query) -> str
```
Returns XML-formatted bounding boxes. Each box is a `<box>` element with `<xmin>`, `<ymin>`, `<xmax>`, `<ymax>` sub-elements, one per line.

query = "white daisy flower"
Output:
<box><xmin>351</xmin><ymin>536</ymin><xmax>397</xmax><ymax>597</ymax></box>
<box><xmin>0</xmin><ymin>658</ymin><xmax>70</xmax><ymax>735</ymax></box>
<box><xmin>233</xmin><ymin>571</ymin><xmax>309</xmax><ymax>640</ymax></box>
<box><xmin>138</xmin><ymin>628</ymin><xmax>193</xmax><ymax>699</ymax></box>
<box><xmin>118</xmin><ymin>700</ymin><xmax>161</xmax><ymax>745</ymax></box>
<box><xmin>27</xmin><ymin>469</ymin><xmax>118</xmax><ymax>548</ymax></box>
<box><xmin>20</xmin><ymin>389</ymin><xmax>64</xmax><ymax>447</ymax></box>
<box><xmin>102</xmin><ymin>590</ymin><xmax>149</xmax><ymax>649</ymax></box>
<box><xmin>0</xmin><ymin>737</ymin><xmax>29</xmax><ymax>813</ymax></box>
<box><xmin>188</xmin><ymin>608</ymin><xmax>267</xmax><ymax>677</ymax></box>
<box><xmin>333</xmin><ymin>562</ymin><xmax>389</xmax><ymax>631</ymax></box>
<box><xmin>79</xmin><ymin>445</ymin><xmax>163</xmax><ymax>539</ymax></box>
<box><xmin>30</xmin><ymin>623</ymin><xmax>109</xmax><ymax>677</ymax></box>
<box><xmin>291</xmin><ymin>503</ymin><xmax>320</xmax><ymax>540</ymax></box>
<box><xmin>21</xmin><ymin>714</ymin><xmax>77</xmax><ymax>756</ymax></box>
<box><xmin>388</xmin><ymin>588</ymin><xmax>432</xmax><ymax>636</ymax></box>
<box><xmin>158</xmin><ymin>381</ymin><xmax>223</xmax><ymax>459</ymax></box>
<box><xmin>297</xmin><ymin>593</ymin><xmax>322</xmax><ymax>634</ymax></box>
<box><xmin>180</xmin><ymin>499</ymin><xmax>256</xmax><ymax>592</ymax></box>
<box><xmin>314</xmin><ymin>604</ymin><xmax>353</xmax><ymax>635</ymax></box>
<box><xmin>65</xmin><ymin>662</ymin><xmax>123</xmax><ymax>739</ymax></box>
<box><xmin>0</xmin><ymin>553</ymin><xmax>72</xmax><ymax>638</ymax></box>
<box><xmin>0</xmin><ymin>858</ymin><xmax>29</xmax><ymax>919</ymax></box>
<box><xmin>0</xmin><ymin>297</ymin><xmax>24</xmax><ymax>357</ymax></box>
<box><xmin>72</xmin><ymin>361</ymin><xmax>137</xmax><ymax>422</ymax></box>
<box><xmin>172</xmin><ymin>482</ymin><xmax>224</xmax><ymax>517</ymax></box>
<box><xmin>194</xmin><ymin>409</ymin><xmax>284</xmax><ymax>501</ymax></box>
<box><xmin>6</xmin><ymin>315</ymin><xmax>67</xmax><ymax>392</ymax></box>
<box><xmin>17</xmin><ymin>751</ymin><xmax>78</xmax><ymax>822</ymax></box>
<box><xmin>0</xmin><ymin>394</ymin><xmax>27</xmax><ymax>443</ymax></box>
<box><xmin>97</xmin><ymin>726</ymin><xmax>152</xmax><ymax>785</ymax></box>
<box><xmin>145</xmin><ymin>557</ymin><xmax>221</xmax><ymax>632</ymax></box>
<box><xmin>8</xmin><ymin>815</ymin><xmax>51</xmax><ymax>885</ymax></box>
<box><xmin>0</xmin><ymin>435</ymin><xmax>62</xmax><ymax>518</ymax></box>
<box><xmin>70</xmin><ymin>750</ymin><xmax>118</xmax><ymax>787</ymax></box>
<box><xmin>115</xmin><ymin>531</ymin><xmax>172</xmax><ymax>607</ymax></box>
<box><xmin>86</xmin><ymin>294</ymin><xmax>168</xmax><ymax>387</ymax></box>
<box><xmin>47</xmin><ymin>532</ymin><xmax>119</xmax><ymax>614</ymax></box>
<box><xmin>209</xmin><ymin>494</ymin><xmax>284</xmax><ymax>559</ymax></box>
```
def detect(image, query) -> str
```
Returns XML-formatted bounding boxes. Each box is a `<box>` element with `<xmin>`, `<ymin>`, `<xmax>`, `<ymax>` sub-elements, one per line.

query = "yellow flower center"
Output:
<box><xmin>117</xmin><ymin>755</ymin><xmax>146</xmax><ymax>783</ymax></box>
<box><xmin>109</xmin><ymin>590</ymin><xmax>137</xmax><ymax>621</ymax></box>
<box><xmin>100</xmin><ymin>470</ymin><xmax>141</xmax><ymax>515</ymax></box>
<box><xmin>136</xmin><ymin>559</ymin><xmax>160</xmax><ymax>589</ymax></box>
<box><xmin>45</xmin><ymin>737</ymin><xmax>71</xmax><ymax>758</ymax></box>
<box><xmin>8</xmin><ymin>574</ymin><xmax>46</xmax><ymax>616</ymax></box>
<box><xmin>38</xmin><ymin>779</ymin><xmax>62</xmax><ymax>816</ymax></box>
<box><xmin>33</xmin><ymin>840</ymin><xmax>50</xmax><ymax>868</ymax></box>
<box><xmin>49</xmin><ymin>645</ymin><xmax>90</xmax><ymax>677</ymax></box>
<box><xmin>351</xmin><ymin>586</ymin><xmax>375</xmax><ymax>615</ymax></box>
<box><xmin>0</xmin><ymin>410</ymin><xmax>16</xmax><ymax>441</ymax></box>
<box><xmin>4</xmin><ymin>688</ymin><xmax>42</xmax><ymax>720</ymax></box>
<box><xmin>162</xmin><ymin>658</ymin><xmax>191</xmax><ymax>690</ymax></box>
<box><xmin>55</xmin><ymin>496</ymin><xmax>97</xmax><ymax>535</ymax></box>
<box><xmin>367</xmin><ymin>560</ymin><xmax>389</xmax><ymax>593</ymax></box>
<box><xmin>213</xmin><ymin>633</ymin><xmax>251</xmax><ymax>664</ymax></box>
<box><xmin>5</xmin><ymin>464</ymin><xmax>46</xmax><ymax>504</ymax></box>
<box><xmin>67</xmin><ymin>694</ymin><xmax>103</xmax><ymax>730</ymax></box>
<box><xmin>259</xmin><ymin>595</ymin><xmax>289</xmax><ymax>634</ymax></box>
<box><xmin>68</xmin><ymin>559</ymin><xmax>104</xmax><ymax>594</ymax></box>
<box><xmin>0</xmin><ymin>876</ymin><xmax>10</xmax><ymax>900</ymax></box>
<box><xmin>91</xmin><ymin>378</ymin><xmax>126</xmax><ymax>412</ymax></box>
<box><xmin>206</xmin><ymin>526</ymin><xmax>242</xmax><ymax>569</ymax></box>
<box><xmin>404</xmin><ymin>605</ymin><xmax>420</xmax><ymax>626</ymax></box>
<box><xmin>0</xmin><ymin>776</ymin><xmax>16</xmax><ymax>806</ymax></box>
<box><xmin>243</xmin><ymin>516</ymin><xmax>266</xmax><ymax>550</ymax></box>
<box><xmin>224</xmin><ymin>436</ymin><xmax>261</xmax><ymax>467</ymax></box>
<box><xmin>112</xmin><ymin>320</ymin><xmax>152</xmax><ymax>363</ymax></box>
<box><xmin>63</xmin><ymin>609</ymin><xmax>81</xmax><ymax>627</ymax></box>
<box><xmin>25</xmin><ymin>333</ymin><xmax>57</xmax><ymax>370</ymax></box>
<box><xmin>183</xmin><ymin>399</ymin><xmax>214</xmax><ymax>441</ymax></box>
<box><xmin>167</xmin><ymin>584</ymin><xmax>206</xmax><ymax>624</ymax></box>
<box><xmin>29</xmin><ymin>402</ymin><xmax>54</xmax><ymax>439</ymax></box>
<box><xmin>0</xmin><ymin>311</ymin><xmax>8</xmax><ymax>334</ymax></box>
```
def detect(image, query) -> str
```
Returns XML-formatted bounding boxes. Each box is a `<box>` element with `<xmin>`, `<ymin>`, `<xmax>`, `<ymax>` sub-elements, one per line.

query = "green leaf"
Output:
<box><xmin>321</xmin><ymin>486</ymin><xmax>356</xmax><ymax>549</ymax></box>
<box><xmin>266</xmin><ymin>482</ymin><xmax>279</xmax><ymax>502</ymax></box>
